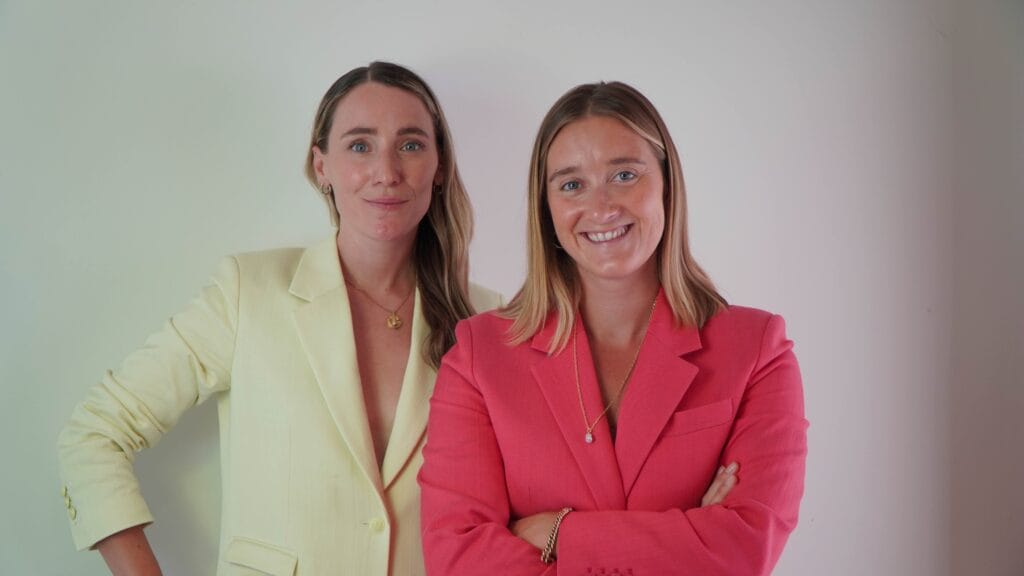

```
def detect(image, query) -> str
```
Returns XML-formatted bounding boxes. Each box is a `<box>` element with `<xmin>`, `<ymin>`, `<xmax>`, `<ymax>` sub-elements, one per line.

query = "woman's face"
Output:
<box><xmin>313</xmin><ymin>82</ymin><xmax>439</xmax><ymax>244</ymax></box>
<box><xmin>545</xmin><ymin>115</ymin><xmax>665</xmax><ymax>287</ymax></box>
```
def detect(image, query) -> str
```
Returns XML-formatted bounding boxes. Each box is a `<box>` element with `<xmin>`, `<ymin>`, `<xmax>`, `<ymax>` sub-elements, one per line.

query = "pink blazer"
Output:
<box><xmin>419</xmin><ymin>293</ymin><xmax>808</xmax><ymax>575</ymax></box>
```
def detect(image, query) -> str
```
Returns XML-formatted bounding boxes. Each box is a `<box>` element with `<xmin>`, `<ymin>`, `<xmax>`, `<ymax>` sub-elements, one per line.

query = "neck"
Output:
<box><xmin>335</xmin><ymin>228</ymin><xmax>417</xmax><ymax>295</ymax></box>
<box><xmin>579</xmin><ymin>265</ymin><xmax>660</xmax><ymax>346</ymax></box>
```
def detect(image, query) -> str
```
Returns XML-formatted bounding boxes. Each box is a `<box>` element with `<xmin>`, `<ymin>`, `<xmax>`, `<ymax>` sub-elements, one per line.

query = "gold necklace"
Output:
<box><xmin>573</xmin><ymin>297</ymin><xmax>657</xmax><ymax>444</ymax></box>
<box><xmin>345</xmin><ymin>280</ymin><xmax>415</xmax><ymax>329</ymax></box>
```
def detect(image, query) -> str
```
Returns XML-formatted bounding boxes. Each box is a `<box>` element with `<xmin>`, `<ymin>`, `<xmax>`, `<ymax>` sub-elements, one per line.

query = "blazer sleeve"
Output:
<box><xmin>554</xmin><ymin>314</ymin><xmax>808</xmax><ymax>575</ymax></box>
<box><xmin>419</xmin><ymin>319</ymin><xmax>556</xmax><ymax>575</ymax></box>
<box><xmin>56</xmin><ymin>256</ymin><xmax>239</xmax><ymax>550</ymax></box>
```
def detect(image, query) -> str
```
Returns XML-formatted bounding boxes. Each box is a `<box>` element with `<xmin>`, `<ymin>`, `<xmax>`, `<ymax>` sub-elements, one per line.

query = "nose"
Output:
<box><xmin>374</xmin><ymin>149</ymin><xmax>403</xmax><ymax>187</ymax></box>
<box><xmin>587</xmin><ymin>186</ymin><xmax>621</xmax><ymax>223</ymax></box>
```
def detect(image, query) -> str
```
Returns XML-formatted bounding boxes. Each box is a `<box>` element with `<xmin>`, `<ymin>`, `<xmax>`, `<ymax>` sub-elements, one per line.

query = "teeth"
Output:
<box><xmin>585</xmin><ymin>226</ymin><xmax>628</xmax><ymax>243</ymax></box>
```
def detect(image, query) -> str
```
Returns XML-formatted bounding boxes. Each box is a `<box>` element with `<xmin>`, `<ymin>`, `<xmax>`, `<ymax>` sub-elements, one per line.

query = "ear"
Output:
<box><xmin>312</xmin><ymin>146</ymin><xmax>327</xmax><ymax>185</ymax></box>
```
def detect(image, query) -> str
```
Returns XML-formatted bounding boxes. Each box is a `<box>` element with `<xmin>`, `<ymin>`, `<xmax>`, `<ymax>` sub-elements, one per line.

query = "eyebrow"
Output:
<box><xmin>340</xmin><ymin>126</ymin><xmax>430</xmax><ymax>138</ymax></box>
<box><xmin>340</xmin><ymin>127</ymin><xmax>376</xmax><ymax>138</ymax></box>
<box><xmin>609</xmin><ymin>156</ymin><xmax>646</xmax><ymax>166</ymax></box>
<box><xmin>547</xmin><ymin>157</ymin><xmax>648</xmax><ymax>182</ymax></box>
<box><xmin>397</xmin><ymin>126</ymin><xmax>430</xmax><ymax>137</ymax></box>
<box><xmin>548</xmin><ymin>166</ymin><xmax>579</xmax><ymax>183</ymax></box>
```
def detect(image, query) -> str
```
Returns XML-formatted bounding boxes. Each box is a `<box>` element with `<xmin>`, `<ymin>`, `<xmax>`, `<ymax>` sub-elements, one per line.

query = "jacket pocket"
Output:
<box><xmin>662</xmin><ymin>398</ymin><xmax>734</xmax><ymax>437</ymax></box>
<box><xmin>224</xmin><ymin>536</ymin><xmax>297</xmax><ymax>576</ymax></box>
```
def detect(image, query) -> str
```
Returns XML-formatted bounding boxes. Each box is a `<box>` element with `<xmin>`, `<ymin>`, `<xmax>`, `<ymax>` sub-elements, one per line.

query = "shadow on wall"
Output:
<box><xmin>949</xmin><ymin>1</ymin><xmax>1024</xmax><ymax>575</ymax></box>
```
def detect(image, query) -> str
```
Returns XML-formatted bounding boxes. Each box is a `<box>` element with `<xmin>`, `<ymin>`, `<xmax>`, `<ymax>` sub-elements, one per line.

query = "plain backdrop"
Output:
<box><xmin>1</xmin><ymin>1</ymin><xmax>1021</xmax><ymax>574</ymax></box>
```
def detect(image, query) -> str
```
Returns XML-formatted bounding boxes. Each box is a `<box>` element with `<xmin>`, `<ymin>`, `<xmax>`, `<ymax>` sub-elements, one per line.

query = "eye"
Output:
<box><xmin>348</xmin><ymin>141</ymin><xmax>370</xmax><ymax>153</ymax></box>
<box><xmin>400</xmin><ymin>141</ymin><xmax>425</xmax><ymax>152</ymax></box>
<box><xmin>612</xmin><ymin>170</ymin><xmax>637</xmax><ymax>182</ymax></box>
<box><xmin>559</xmin><ymin>180</ymin><xmax>582</xmax><ymax>192</ymax></box>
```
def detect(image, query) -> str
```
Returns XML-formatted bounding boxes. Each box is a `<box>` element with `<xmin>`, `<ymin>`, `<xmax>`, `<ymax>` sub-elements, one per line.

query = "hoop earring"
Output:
<box><xmin>320</xmin><ymin>183</ymin><xmax>333</xmax><ymax>196</ymax></box>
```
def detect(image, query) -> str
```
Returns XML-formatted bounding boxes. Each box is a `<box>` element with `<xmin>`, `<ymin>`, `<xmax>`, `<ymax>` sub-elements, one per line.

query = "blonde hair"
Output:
<box><xmin>504</xmin><ymin>81</ymin><xmax>727</xmax><ymax>354</ymax></box>
<box><xmin>304</xmin><ymin>62</ymin><xmax>475</xmax><ymax>368</ymax></box>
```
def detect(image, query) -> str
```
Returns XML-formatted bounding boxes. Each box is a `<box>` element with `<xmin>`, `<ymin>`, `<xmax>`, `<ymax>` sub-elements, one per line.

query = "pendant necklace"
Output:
<box><xmin>345</xmin><ymin>279</ymin><xmax>414</xmax><ymax>329</ymax></box>
<box><xmin>573</xmin><ymin>296</ymin><xmax>657</xmax><ymax>444</ymax></box>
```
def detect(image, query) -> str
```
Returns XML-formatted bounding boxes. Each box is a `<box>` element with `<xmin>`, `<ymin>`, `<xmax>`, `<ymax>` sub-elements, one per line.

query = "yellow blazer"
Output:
<box><xmin>57</xmin><ymin>238</ymin><xmax>503</xmax><ymax>575</ymax></box>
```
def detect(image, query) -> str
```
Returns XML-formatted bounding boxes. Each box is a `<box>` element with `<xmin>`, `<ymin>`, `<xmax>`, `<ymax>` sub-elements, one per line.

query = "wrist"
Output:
<box><xmin>541</xmin><ymin>507</ymin><xmax>573</xmax><ymax>563</ymax></box>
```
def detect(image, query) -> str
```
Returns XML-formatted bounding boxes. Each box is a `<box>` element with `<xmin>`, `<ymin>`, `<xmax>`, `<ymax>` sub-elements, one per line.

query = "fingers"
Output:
<box><xmin>701</xmin><ymin>462</ymin><xmax>739</xmax><ymax>507</ymax></box>
<box><xmin>701</xmin><ymin>464</ymin><xmax>728</xmax><ymax>506</ymax></box>
<box><xmin>713</xmin><ymin>468</ymin><xmax>738</xmax><ymax>503</ymax></box>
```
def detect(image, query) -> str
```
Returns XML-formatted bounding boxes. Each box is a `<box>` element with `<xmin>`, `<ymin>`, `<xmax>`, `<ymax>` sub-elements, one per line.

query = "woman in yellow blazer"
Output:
<box><xmin>57</xmin><ymin>61</ymin><xmax>501</xmax><ymax>576</ymax></box>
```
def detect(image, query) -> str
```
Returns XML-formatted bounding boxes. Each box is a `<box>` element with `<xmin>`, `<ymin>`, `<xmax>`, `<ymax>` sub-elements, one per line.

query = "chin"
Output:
<box><xmin>576</xmin><ymin>254</ymin><xmax>658</xmax><ymax>283</ymax></box>
<box><xmin>580</xmin><ymin>264</ymin><xmax>643</xmax><ymax>281</ymax></box>
<box><xmin>371</xmin><ymin>224</ymin><xmax>420</xmax><ymax>242</ymax></box>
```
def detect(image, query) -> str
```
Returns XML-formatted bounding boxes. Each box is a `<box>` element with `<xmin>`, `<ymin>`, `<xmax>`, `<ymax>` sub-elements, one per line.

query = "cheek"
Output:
<box><xmin>650</xmin><ymin>206</ymin><xmax>666</xmax><ymax>239</ymax></box>
<box><xmin>412</xmin><ymin>154</ymin><xmax>441</xmax><ymax>186</ymax></box>
<box><xmin>642</xmin><ymin>191</ymin><xmax>666</xmax><ymax>238</ymax></box>
<box><xmin>343</xmin><ymin>168</ymin><xmax>368</xmax><ymax>189</ymax></box>
<box><xmin>546</xmin><ymin>199</ymin><xmax>575</xmax><ymax>238</ymax></box>
<box><xmin>329</xmin><ymin>158</ymin><xmax>367</xmax><ymax>189</ymax></box>
<box><xmin>416</xmin><ymin>190</ymin><xmax>434</xmax><ymax>215</ymax></box>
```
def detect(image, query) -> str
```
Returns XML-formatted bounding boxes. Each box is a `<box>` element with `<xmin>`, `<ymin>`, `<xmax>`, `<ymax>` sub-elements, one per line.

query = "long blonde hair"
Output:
<box><xmin>305</xmin><ymin>62</ymin><xmax>475</xmax><ymax>368</ymax></box>
<box><xmin>504</xmin><ymin>81</ymin><xmax>727</xmax><ymax>354</ymax></box>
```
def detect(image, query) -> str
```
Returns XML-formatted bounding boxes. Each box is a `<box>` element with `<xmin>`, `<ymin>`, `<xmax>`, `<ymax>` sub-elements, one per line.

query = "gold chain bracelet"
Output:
<box><xmin>541</xmin><ymin>507</ymin><xmax>573</xmax><ymax>563</ymax></box>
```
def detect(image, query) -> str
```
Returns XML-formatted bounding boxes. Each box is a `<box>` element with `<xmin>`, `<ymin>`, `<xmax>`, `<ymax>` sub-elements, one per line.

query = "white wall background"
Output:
<box><xmin>1</xmin><ymin>1</ymin><xmax>1020</xmax><ymax>574</ymax></box>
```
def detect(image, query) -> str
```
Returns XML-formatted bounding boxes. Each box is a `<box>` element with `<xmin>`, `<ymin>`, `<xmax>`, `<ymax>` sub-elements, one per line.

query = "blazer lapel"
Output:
<box><xmin>290</xmin><ymin>238</ymin><xmax>384</xmax><ymax>496</ymax></box>
<box><xmin>531</xmin><ymin>315</ymin><xmax>627</xmax><ymax>510</ymax></box>
<box><xmin>615</xmin><ymin>291</ymin><xmax>703</xmax><ymax>498</ymax></box>
<box><xmin>381</xmin><ymin>288</ymin><xmax>433</xmax><ymax>490</ymax></box>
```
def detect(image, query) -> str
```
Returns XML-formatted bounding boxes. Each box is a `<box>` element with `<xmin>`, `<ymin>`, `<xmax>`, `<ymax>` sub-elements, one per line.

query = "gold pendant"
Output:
<box><xmin>386</xmin><ymin>312</ymin><xmax>403</xmax><ymax>329</ymax></box>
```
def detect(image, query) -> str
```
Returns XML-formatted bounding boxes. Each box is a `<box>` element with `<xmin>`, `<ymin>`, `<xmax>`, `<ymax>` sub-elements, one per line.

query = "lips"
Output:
<box><xmin>365</xmin><ymin>197</ymin><xmax>408</xmax><ymax>208</ymax></box>
<box><xmin>583</xmin><ymin>224</ymin><xmax>630</xmax><ymax>243</ymax></box>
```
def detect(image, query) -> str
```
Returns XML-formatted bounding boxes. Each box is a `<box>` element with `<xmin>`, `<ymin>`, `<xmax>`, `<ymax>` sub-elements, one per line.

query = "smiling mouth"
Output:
<box><xmin>583</xmin><ymin>224</ymin><xmax>631</xmax><ymax>243</ymax></box>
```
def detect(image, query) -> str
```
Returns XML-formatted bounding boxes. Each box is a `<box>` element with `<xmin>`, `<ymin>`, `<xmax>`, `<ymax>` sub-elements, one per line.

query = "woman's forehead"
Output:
<box><xmin>548</xmin><ymin>116</ymin><xmax>655</xmax><ymax>167</ymax></box>
<box><xmin>331</xmin><ymin>83</ymin><xmax>434</xmax><ymax>135</ymax></box>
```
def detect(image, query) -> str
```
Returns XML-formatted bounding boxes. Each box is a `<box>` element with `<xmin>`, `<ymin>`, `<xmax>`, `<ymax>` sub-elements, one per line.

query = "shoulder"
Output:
<box><xmin>697</xmin><ymin>304</ymin><xmax>795</xmax><ymax>369</ymax></box>
<box><xmin>446</xmin><ymin>309</ymin><xmax>524</xmax><ymax>363</ymax></box>
<box><xmin>468</xmin><ymin>282</ymin><xmax>505</xmax><ymax>313</ymax></box>
<box><xmin>705</xmin><ymin>304</ymin><xmax>775</xmax><ymax>331</ymax></box>
<box><xmin>228</xmin><ymin>239</ymin><xmax>336</xmax><ymax>292</ymax></box>
<box><xmin>700</xmin><ymin>305</ymin><xmax>791</xmax><ymax>348</ymax></box>
<box><xmin>442</xmin><ymin>310</ymin><xmax>525</xmax><ymax>381</ymax></box>
<box><xmin>456</xmin><ymin>308</ymin><xmax>515</xmax><ymax>344</ymax></box>
<box><xmin>231</xmin><ymin>245</ymin><xmax>306</xmax><ymax>278</ymax></box>
<box><xmin>183</xmin><ymin>246</ymin><xmax>306</xmax><ymax>299</ymax></box>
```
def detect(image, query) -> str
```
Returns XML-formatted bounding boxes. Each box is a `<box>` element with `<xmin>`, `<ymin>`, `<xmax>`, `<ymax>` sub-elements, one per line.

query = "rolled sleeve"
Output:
<box><xmin>57</xmin><ymin>256</ymin><xmax>239</xmax><ymax>550</ymax></box>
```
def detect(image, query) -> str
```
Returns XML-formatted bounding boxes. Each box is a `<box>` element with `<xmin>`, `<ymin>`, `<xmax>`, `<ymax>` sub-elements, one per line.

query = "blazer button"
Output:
<box><xmin>68</xmin><ymin>506</ymin><xmax>77</xmax><ymax>520</ymax></box>
<box><xmin>64</xmin><ymin>495</ymin><xmax>72</xmax><ymax>508</ymax></box>
<box><xmin>62</xmin><ymin>486</ymin><xmax>68</xmax><ymax>497</ymax></box>
<box><xmin>369</xmin><ymin>518</ymin><xmax>385</xmax><ymax>532</ymax></box>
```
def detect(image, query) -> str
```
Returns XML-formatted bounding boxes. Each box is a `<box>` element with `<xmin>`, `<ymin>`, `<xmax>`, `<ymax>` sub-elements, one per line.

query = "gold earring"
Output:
<box><xmin>320</xmin><ymin>183</ymin><xmax>333</xmax><ymax>196</ymax></box>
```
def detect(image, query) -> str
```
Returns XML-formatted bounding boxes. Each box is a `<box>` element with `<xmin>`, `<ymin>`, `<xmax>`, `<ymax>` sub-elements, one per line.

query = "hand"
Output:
<box><xmin>701</xmin><ymin>461</ymin><xmax>739</xmax><ymax>507</ymax></box>
<box><xmin>509</xmin><ymin>511</ymin><xmax>559</xmax><ymax>550</ymax></box>
<box><xmin>510</xmin><ymin>461</ymin><xmax>738</xmax><ymax>553</ymax></box>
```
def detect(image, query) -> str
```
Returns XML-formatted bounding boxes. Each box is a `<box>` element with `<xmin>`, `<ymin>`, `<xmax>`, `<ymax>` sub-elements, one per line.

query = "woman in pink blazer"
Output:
<box><xmin>419</xmin><ymin>81</ymin><xmax>808</xmax><ymax>575</ymax></box>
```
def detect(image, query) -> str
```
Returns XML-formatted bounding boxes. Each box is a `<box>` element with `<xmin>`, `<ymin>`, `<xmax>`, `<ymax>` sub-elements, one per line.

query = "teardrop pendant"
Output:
<box><xmin>585</xmin><ymin>432</ymin><xmax>594</xmax><ymax>444</ymax></box>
